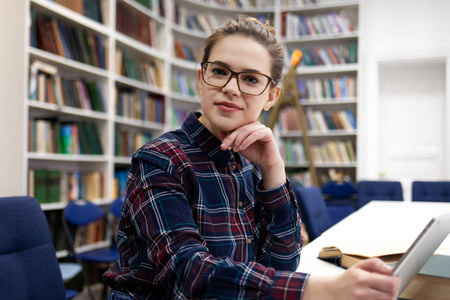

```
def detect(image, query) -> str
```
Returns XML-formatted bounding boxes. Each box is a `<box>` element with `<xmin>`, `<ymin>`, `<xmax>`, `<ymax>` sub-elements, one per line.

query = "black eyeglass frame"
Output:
<box><xmin>200</xmin><ymin>61</ymin><xmax>276</xmax><ymax>96</ymax></box>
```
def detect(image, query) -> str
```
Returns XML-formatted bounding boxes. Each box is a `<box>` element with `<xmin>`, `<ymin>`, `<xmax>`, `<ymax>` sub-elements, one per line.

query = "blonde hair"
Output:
<box><xmin>200</xmin><ymin>15</ymin><xmax>285</xmax><ymax>85</ymax></box>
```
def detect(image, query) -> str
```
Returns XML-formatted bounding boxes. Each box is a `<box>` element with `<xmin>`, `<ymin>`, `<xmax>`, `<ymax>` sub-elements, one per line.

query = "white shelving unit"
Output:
<box><xmin>277</xmin><ymin>0</ymin><xmax>360</xmax><ymax>185</ymax></box>
<box><xmin>0</xmin><ymin>0</ymin><xmax>359</xmax><ymax>254</ymax></box>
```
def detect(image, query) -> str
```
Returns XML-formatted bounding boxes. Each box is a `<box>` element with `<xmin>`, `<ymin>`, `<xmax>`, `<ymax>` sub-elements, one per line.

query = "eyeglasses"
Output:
<box><xmin>200</xmin><ymin>62</ymin><xmax>275</xmax><ymax>96</ymax></box>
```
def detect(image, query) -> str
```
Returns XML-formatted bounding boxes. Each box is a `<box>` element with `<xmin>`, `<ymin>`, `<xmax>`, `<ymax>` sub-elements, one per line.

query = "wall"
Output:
<box><xmin>358</xmin><ymin>0</ymin><xmax>450</xmax><ymax>200</ymax></box>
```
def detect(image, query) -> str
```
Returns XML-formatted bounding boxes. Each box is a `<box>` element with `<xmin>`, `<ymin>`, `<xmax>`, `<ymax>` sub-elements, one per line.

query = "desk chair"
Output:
<box><xmin>412</xmin><ymin>181</ymin><xmax>450</xmax><ymax>202</ymax></box>
<box><xmin>292</xmin><ymin>184</ymin><xmax>332</xmax><ymax>241</ymax></box>
<box><xmin>0</xmin><ymin>196</ymin><xmax>66</xmax><ymax>300</ymax></box>
<box><xmin>321</xmin><ymin>181</ymin><xmax>357</xmax><ymax>225</ymax></box>
<box><xmin>356</xmin><ymin>180</ymin><xmax>403</xmax><ymax>209</ymax></box>
<box><xmin>63</xmin><ymin>199</ymin><xmax>120</xmax><ymax>300</ymax></box>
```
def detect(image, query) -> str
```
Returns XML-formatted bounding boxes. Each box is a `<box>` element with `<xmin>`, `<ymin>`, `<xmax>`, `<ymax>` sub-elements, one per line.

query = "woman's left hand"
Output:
<box><xmin>219</xmin><ymin>121</ymin><xmax>285</xmax><ymax>189</ymax></box>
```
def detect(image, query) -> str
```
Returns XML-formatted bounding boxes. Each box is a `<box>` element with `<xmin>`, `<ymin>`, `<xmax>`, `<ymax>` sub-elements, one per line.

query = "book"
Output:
<box><xmin>317</xmin><ymin>240</ymin><xmax>413</xmax><ymax>269</ymax></box>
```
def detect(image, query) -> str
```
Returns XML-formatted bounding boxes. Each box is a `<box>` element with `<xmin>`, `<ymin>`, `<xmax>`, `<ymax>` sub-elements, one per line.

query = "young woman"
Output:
<box><xmin>103</xmin><ymin>16</ymin><xmax>401</xmax><ymax>300</ymax></box>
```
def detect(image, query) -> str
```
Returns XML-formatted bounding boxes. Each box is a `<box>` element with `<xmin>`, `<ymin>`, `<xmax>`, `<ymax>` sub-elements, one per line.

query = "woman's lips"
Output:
<box><xmin>216</xmin><ymin>101</ymin><xmax>241</xmax><ymax>112</ymax></box>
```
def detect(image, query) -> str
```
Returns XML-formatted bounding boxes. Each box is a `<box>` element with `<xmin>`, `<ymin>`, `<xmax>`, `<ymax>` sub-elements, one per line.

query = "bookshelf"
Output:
<box><xmin>0</xmin><ymin>0</ymin><xmax>359</xmax><ymax>255</ymax></box>
<box><xmin>277</xmin><ymin>0</ymin><xmax>360</xmax><ymax>186</ymax></box>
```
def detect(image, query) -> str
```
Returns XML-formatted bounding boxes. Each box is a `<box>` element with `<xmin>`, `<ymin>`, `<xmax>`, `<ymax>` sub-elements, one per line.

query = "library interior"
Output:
<box><xmin>0</xmin><ymin>0</ymin><xmax>449</xmax><ymax>299</ymax></box>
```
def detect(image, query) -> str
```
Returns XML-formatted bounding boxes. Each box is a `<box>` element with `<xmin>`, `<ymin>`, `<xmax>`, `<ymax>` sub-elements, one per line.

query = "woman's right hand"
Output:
<box><xmin>303</xmin><ymin>258</ymin><xmax>402</xmax><ymax>300</ymax></box>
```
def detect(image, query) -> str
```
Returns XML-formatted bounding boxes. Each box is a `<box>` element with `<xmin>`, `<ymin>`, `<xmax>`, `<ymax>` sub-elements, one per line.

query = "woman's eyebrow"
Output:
<box><xmin>212</xmin><ymin>60</ymin><xmax>261</xmax><ymax>73</ymax></box>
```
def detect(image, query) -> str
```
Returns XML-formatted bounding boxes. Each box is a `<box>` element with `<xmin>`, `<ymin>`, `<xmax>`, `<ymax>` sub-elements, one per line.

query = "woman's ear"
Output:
<box><xmin>263</xmin><ymin>86</ymin><xmax>281</xmax><ymax>111</ymax></box>
<box><xmin>197</xmin><ymin>69</ymin><xmax>202</xmax><ymax>94</ymax></box>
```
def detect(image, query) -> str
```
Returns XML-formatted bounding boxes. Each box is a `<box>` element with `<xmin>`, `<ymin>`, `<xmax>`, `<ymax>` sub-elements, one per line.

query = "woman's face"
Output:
<box><xmin>198</xmin><ymin>35</ymin><xmax>280</xmax><ymax>139</ymax></box>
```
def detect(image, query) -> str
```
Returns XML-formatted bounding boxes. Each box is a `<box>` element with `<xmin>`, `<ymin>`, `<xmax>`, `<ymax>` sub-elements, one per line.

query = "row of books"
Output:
<box><xmin>49</xmin><ymin>0</ymin><xmax>104</xmax><ymax>23</ymax></box>
<box><xmin>289</xmin><ymin>168</ymin><xmax>354</xmax><ymax>188</ymax></box>
<box><xmin>171</xmin><ymin>72</ymin><xmax>199</xmax><ymax>97</ymax></box>
<box><xmin>116</xmin><ymin>1</ymin><xmax>159</xmax><ymax>48</ymax></box>
<box><xmin>294</xmin><ymin>44</ymin><xmax>358</xmax><ymax>66</ymax></box>
<box><xmin>29</xmin><ymin>60</ymin><xmax>106</xmax><ymax>112</ymax></box>
<box><xmin>28</xmin><ymin>168</ymin><xmax>105</xmax><ymax>204</ymax></box>
<box><xmin>73</xmin><ymin>218</ymin><xmax>105</xmax><ymax>248</ymax></box>
<box><xmin>115</xmin><ymin>127</ymin><xmax>154</xmax><ymax>157</ymax></box>
<box><xmin>115</xmin><ymin>88</ymin><xmax>165</xmax><ymax>124</ymax></box>
<box><xmin>174</xmin><ymin>40</ymin><xmax>198</xmax><ymax>62</ymax></box>
<box><xmin>277</xmin><ymin>106</ymin><xmax>356</xmax><ymax>132</ymax></box>
<box><xmin>114</xmin><ymin>169</ymin><xmax>129</xmax><ymax>200</ymax></box>
<box><xmin>171</xmin><ymin>108</ymin><xmax>191</xmax><ymax>128</ymax></box>
<box><xmin>173</xmin><ymin>4</ymin><xmax>222</xmax><ymax>34</ymax></box>
<box><xmin>133</xmin><ymin>0</ymin><xmax>166</xmax><ymax>17</ymax></box>
<box><xmin>197</xmin><ymin>0</ymin><xmax>272</xmax><ymax>8</ymax></box>
<box><xmin>31</xmin><ymin>14</ymin><xmax>107</xmax><ymax>69</ymax></box>
<box><xmin>297</xmin><ymin>76</ymin><xmax>357</xmax><ymax>102</ymax></box>
<box><xmin>115</xmin><ymin>49</ymin><xmax>163</xmax><ymax>88</ymax></box>
<box><xmin>280</xmin><ymin>0</ymin><xmax>317</xmax><ymax>6</ymax></box>
<box><xmin>281</xmin><ymin>10</ymin><xmax>355</xmax><ymax>38</ymax></box>
<box><xmin>280</xmin><ymin>139</ymin><xmax>356</xmax><ymax>164</ymax></box>
<box><xmin>306</xmin><ymin>108</ymin><xmax>356</xmax><ymax>132</ymax></box>
<box><xmin>44</xmin><ymin>210</ymin><xmax>66</xmax><ymax>251</ymax></box>
<box><xmin>29</xmin><ymin>119</ymin><xmax>104</xmax><ymax>155</ymax></box>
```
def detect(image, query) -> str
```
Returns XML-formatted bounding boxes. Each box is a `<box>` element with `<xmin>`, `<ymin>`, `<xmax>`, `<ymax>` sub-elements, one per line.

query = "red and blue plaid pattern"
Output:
<box><xmin>103</xmin><ymin>112</ymin><xmax>309</xmax><ymax>299</ymax></box>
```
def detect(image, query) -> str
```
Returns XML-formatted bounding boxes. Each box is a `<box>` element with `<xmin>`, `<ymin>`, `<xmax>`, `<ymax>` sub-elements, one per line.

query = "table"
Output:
<box><xmin>296</xmin><ymin>201</ymin><xmax>450</xmax><ymax>299</ymax></box>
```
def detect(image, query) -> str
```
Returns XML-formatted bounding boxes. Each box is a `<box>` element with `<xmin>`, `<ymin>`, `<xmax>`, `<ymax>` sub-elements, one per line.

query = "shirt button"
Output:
<box><xmin>247</xmin><ymin>238</ymin><xmax>252</xmax><ymax>244</ymax></box>
<box><xmin>238</xmin><ymin>201</ymin><xmax>243</xmax><ymax>207</ymax></box>
<box><xmin>231</xmin><ymin>164</ymin><xmax>236</xmax><ymax>171</ymax></box>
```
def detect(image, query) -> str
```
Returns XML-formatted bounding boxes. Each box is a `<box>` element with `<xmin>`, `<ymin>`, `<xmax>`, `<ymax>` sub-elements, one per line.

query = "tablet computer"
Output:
<box><xmin>393</xmin><ymin>212</ymin><xmax>450</xmax><ymax>295</ymax></box>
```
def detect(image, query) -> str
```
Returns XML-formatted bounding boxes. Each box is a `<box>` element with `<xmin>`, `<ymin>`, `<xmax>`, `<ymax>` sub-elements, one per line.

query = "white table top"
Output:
<box><xmin>296</xmin><ymin>201</ymin><xmax>450</xmax><ymax>276</ymax></box>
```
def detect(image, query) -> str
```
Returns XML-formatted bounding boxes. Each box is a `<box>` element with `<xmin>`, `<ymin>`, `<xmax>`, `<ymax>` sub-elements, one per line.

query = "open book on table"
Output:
<box><xmin>317</xmin><ymin>240</ymin><xmax>409</xmax><ymax>269</ymax></box>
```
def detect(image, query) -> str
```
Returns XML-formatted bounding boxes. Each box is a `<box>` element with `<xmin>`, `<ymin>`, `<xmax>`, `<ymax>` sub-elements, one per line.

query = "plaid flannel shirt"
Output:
<box><xmin>103</xmin><ymin>112</ymin><xmax>309</xmax><ymax>299</ymax></box>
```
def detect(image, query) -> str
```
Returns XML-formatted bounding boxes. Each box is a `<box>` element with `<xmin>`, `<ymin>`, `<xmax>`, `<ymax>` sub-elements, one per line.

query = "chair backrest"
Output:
<box><xmin>0</xmin><ymin>196</ymin><xmax>66</xmax><ymax>300</ymax></box>
<box><xmin>64</xmin><ymin>199</ymin><xmax>106</xmax><ymax>226</ymax></box>
<box><xmin>357</xmin><ymin>180</ymin><xmax>403</xmax><ymax>209</ymax></box>
<box><xmin>412</xmin><ymin>181</ymin><xmax>450</xmax><ymax>202</ymax></box>
<box><xmin>292</xmin><ymin>185</ymin><xmax>332</xmax><ymax>241</ymax></box>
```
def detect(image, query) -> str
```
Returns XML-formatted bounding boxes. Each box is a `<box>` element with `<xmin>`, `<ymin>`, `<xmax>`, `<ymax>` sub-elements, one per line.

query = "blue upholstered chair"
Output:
<box><xmin>412</xmin><ymin>181</ymin><xmax>450</xmax><ymax>202</ymax></box>
<box><xmin>321</xmin><ymin>181</ymin><xmax>357</xmax><ymax>225</ymax></box>
<box><xmin>63</xmin><ymin>199</ymin><xmax>120</xmax><ymax>300</ymax></box>
<box><xmin>0</xmin><ymin>196</ymin><xmax>66</xmax><ymax>300</ymax></box>
<box><xmin>292</xmin><ymin>183</ymin><xmax>332</xmax><ymax>241</ymax></box>
<box><xmin>356</xmin><ymin>180</ymin><xmax>403</xmax><ymax>209</ymax></box>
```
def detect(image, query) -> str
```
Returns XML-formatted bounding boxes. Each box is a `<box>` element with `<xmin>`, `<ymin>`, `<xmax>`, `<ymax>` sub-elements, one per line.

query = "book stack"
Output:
<box><xmin>116</xmin><ymin>1</ymin><xmax>159</xmax><ymax>48</ymax></box>
<box><xmin>297</xmin><ymin>76</ymin><xmax>357</xmax><ymax>103</ymax></box>
<box><xmin>133</xmin><ymin>0</ymin><xmax>165</xmax><ymax>17</ymax></box>
<box><xmin>173</xmin><ymin>4</ymin><xmax>222</xmax><ymax>34</ymax></box>
<box><xmin>171</xmin><ymin>72</ymin><xmax>199</xmax><ymax>97</ymax></box>
<box><xmin>115</xmin><ymin>88</ymin><xmax>165</xmax><ymax>124</ymax></box>
<box><xmin>29</xmin><ymin>119</ymin><xmax>104</xmax><ymax>155</ymax></box>
<box><xmin>28</xmin><ymin>169</ymin><xmax>104</xmax><ymax>204</ymax></box>
<box><xmin>174</xmin><ymin>40</ymin><xmax>198</xmax><ymax>62</ymax></box>
<box><xmin>115</xmin><ymin>49</ymin><xmax>163</xmax><ymax>88</ymax></box>
<box><xmin>305</xmin><ymin>108</ymin><xmax>356</xmax><ymax>132</ymax></box>
<box><xmin>286</xmin><ymin>44</ymin><xmax>357</xmax><ymax>66</ymax></box>
<box><xmin>29</xmin><ymin>60</ymin><xmax>106</xmax><ymax>112</ymax></box>
<box><xmin>282</xmin><ymin>10</ymin><xmax>355</xmax><ymax>39</ymax></box>
<box><xmin>52</xmin><ymin>0</ymin><xmax>104</xmax><ymax>23</ymax></box>
<box><xmin>310</xmin><ymin>140</ymin><xmax>356</xmax><ymax>164</ymax></box>
<box><xmin>115</xmin><ymin>127</ymin><xmax>153</xmax><ymax>157</ymax></box>
<box><xmin>33</xmin><ymin>16</ymin><xmax>106</xmax><ymax>69</ymax></box>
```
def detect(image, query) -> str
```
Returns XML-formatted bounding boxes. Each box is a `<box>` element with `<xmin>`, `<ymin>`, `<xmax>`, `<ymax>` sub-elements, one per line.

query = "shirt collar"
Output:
<box><xmin>182</xmin><ymin>112</ymin><xmax>232</xmax><ymax>169</ymax></box>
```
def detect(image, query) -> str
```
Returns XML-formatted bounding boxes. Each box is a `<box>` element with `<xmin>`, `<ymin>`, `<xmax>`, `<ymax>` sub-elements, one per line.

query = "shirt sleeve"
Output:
<box><xmin>116</xmin><ymin>150</ymin><xmax>309</xmax><ymax>299</ymax></box>
<box><xmin>254</xmin><ymin>179</ymin><xmax>304</xmax><ymax>272</ymax></box>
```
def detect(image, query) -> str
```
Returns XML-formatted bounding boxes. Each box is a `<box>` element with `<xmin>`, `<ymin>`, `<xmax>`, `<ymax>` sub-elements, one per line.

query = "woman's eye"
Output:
<box><xmin>242</xmin><ymin>74</ymin><xmax>259</xmax><ymax>84</ymax></box>
<box><xmin>211</xmin><ymin>68</ymin><xmax>227</xmax><ymax>76</ymax></box>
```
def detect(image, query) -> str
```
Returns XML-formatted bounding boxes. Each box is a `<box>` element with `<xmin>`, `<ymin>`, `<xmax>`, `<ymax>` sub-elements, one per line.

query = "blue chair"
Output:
<box><xmin>0</xmin><ymin>196</ymin><xmax>66</xmax><ymax>300</ymax></box>
<box><xmin>63</xmin><ymin>199</ymin><xmax>120</xmax><ymax>300</ymax></box>
<box><xmin>356</xmin><ymin>180</ymin><xmax>403</xmax><ymax>209</ymax></box>
<box><xmin>321</xmin><ymin>181</ymin><xmax>357</xmax><ymax>225</ymax></box>
<box><xmin>412</xmin><ymin>181</ymin><xmax>450</xmax><ymax>202</ymax></box>
<box><xmin>292</xmin><ymin>184</ymin><xmax>332</xmax><ymax>241</ymax></box>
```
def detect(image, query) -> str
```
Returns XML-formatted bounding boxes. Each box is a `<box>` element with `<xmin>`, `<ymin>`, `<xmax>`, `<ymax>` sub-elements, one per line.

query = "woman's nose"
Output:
<box><xmin>222</xmin><ymin>76</ymin><xmax>241</xmax><ymax>96</ymax></box>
